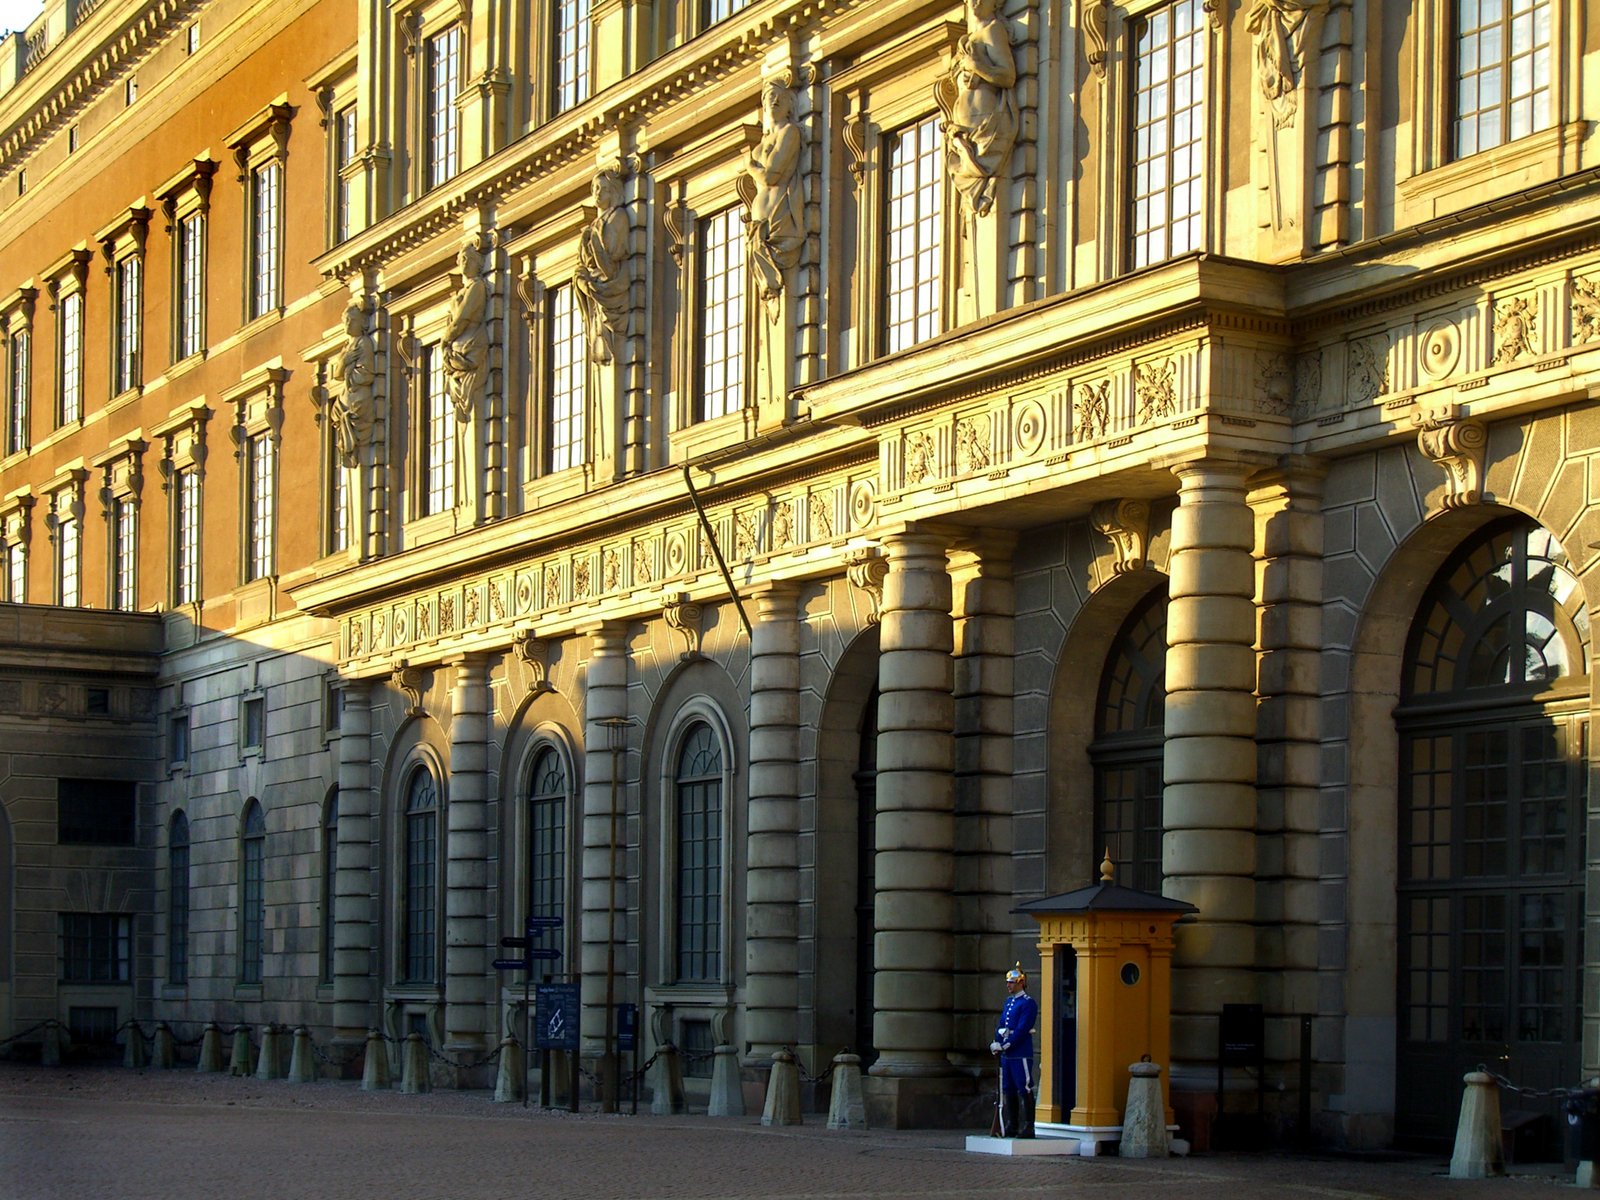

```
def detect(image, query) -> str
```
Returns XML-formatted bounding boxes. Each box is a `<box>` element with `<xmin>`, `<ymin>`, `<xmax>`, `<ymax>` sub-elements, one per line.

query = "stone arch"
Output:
<box><xmin>382</xmin><ymin>724</ymin><xmax>449</xmax><ymax>990</ymax></box>
<box><xmin>813</xmin><ymin>621</ymin><xmax>882</xmax><ymax>1058</ymax></box>
<box><xmin>498</xmin><ymin>688</ymin><xmax>583</xmax><ymax>960</ymax></box>
<box><xmin>1044</xmin><ymin>569</ymin><xmax>1171</xmax><ymax>897</ymax></box>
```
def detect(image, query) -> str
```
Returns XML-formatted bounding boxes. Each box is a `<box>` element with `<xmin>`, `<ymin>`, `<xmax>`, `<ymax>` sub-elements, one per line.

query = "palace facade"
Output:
<box><xmin>2</xmin><ymin>0</ymin><xmax>1599</xmax><ymax>1148</ymax></box>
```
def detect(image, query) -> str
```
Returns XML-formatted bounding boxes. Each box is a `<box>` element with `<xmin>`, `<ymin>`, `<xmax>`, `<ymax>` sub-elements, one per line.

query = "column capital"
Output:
<box><xmin>1157</xmin><ymin>450</ymin><xmax>1278</xmax><ymax>488</ymax></box>
<box><xmin>1246</xmin><ymin>454</ymin><xmax>1329</xmax><ymax>505</ymax></box>
<box><xmin>751</xmin><ymin>581</ymin><xmax>801</xmax><ymax>622</ymax></box>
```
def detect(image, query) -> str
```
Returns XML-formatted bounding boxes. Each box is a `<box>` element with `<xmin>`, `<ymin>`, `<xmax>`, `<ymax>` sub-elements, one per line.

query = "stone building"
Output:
<box><xmin>1</xmin><ymin>0</ymin><xmax>1598</xmax><ymax>1150</ymax></box>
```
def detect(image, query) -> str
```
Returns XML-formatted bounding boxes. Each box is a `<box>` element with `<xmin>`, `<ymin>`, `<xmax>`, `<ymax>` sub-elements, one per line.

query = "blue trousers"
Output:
<box><xmin>1000</xmin><ymin>1055</ymin><xmax>1033</xmax><ymax>1095</ymax></box>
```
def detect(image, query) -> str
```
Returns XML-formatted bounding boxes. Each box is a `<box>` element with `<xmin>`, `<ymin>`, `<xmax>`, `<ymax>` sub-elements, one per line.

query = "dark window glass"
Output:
<box><xmin>59</xmin><ymin>913</ymin><xmax>131</xmax><ymax>982</ymax></box>
<box><xmin>674</xmin><ymin>723</ymin><xmax>722</xmax><ymax>982</ymax></box>
<box><xmin>58</xmin><ymin>778</ymin><xmax>137</xmax><ymax>846</ymax></box>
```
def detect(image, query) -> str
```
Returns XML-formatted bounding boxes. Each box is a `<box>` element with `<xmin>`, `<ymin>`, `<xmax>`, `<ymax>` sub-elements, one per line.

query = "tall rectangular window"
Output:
<box><xmin>246</xmin><ymin>434</ymin><xmax>275</xmax><ymax>581</ymax></box>
<box><xmin>59</xmin><ymin>292</ymin><xmax>82</xmax><ymax>426</ymax></box>
<box><xmin>698</xmin><ymin>207</ymin><xmax>745</xmax><ymax>422</ymax></box>
<box><xmin>703</xmin><ymin>0</ymin><xmax>749</xmax><ymax>24</ymax></box>
<box><xmin>112</xmin><ymin>497</ymin><xmax>137</xmax><ymax>610</ymax></box>
<box><xmin>250</xmin><ymin>161</ymin><xmax>282</xmax><ymax>319</ymax></box>
<box><xmin>59</xmin><ymin>913</ymin><xmax>132</xmax><ymax>983</ymax></box>
<box><xmin>174</xmin><ymin>467</ymin><xmax>201</xmax><ymax>605</ymax></box>
<box><xmin>113</xmin><ymin>256</ymin><xmax>142</xmax><ymax>394</ymax></box>
<box><xmin>56</xmin><ymin>515</ymin><xmax>79</xmax><ymax>607</ymax></box>
<box><xmin>334</xmin><ymin>105</ymin><xmax>358</xmax><ymax>242</ymax></box>
<box><xmin>5</xmin><ymin>542</ymin><xmax>23</xmax><ymax>603</ymax></box>
<box><xmin>884</xmin><ymin>116</ymin><xmax>944</xmax><ymax>355</ymax></box>
<box><xmin>426</xmin><ymin>27</ymin><xmax>462</xmax><ymax>189</ymax></box>
<box><xmin>168</xmin><ymin>815</ymin><xmax>190</xmax><ymax>986</ymax></box>
<box><xmin>240</xmin><ymin>804</ymin><xmax>265</xmax><ymax>985</ymax></box>
<box><xmin>329</xmin><ymin>445</ymin><xmax>349</xmax><ymax>553</ymax></box>
<box><xmin>6</xmin><ymin>329</ymin><xmax>28</xmax><ymax>453</ymax></box>
<box><xmin>421</xmin><ymin>346</ymin><xmax>455</xmax><ymax>515</ymax></box>
<box><xmin>554</xmin><ymin>0</ymin><xmax>591</xmax><ymax>114</ymax></box>
<box><xmin>176</xmin><ymin>213</ymin><xmax>204</xmax><ymax>360</ymax></box>
<box><xmin>1455</xmin><ymin>0</ymin><xmax>1552</xmax><ymax>158</ymax></box>
<box><xmin>547</xmin><ymin>285</ymin><xmax>586</xmax><ymax>472</ymax></box>
<box><xmin>1130</xmin><ymin>0</ymin><xmax>1205</xmax><ymax>269</ymax></box>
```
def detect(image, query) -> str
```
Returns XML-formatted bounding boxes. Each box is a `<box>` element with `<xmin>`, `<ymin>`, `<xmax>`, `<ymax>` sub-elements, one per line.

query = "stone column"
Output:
<box><xmin>948</xmin><ymin>534</ymin><xmax>1016</xmax><ymax>1071</ymax></box>
<box><xmin>580</xmin><ymin>623</ymin><xmax>629</xmax><ymax>1095</ymax></box>
<box><xmin>745</xmin><ymin>584</ymin><xmax>801</xmax><ymax>1063</ymax></box>
<box><xmin>1163</xmin><ymin>461</ymin><xmax>1260</xmax><ymax>1073</ymax></box>
<box><xmin>333</xmin><ymin>679</ymin><xmax>375</xmax><ymax>1058</ymax></box>
<box><xmin>443</xmin><ymin>655</ymin><xmax>491</xmax><ymax>1081</ymax></box>
<box><xmin>1249</xmin><ymin>461</ymin><xmax>1326</xmax><ymax>1071</ymax></box>
<box><xmin>870</xmin><ymin>527</ymin><xmax>956</xmax><ymax>1078</ymax></box>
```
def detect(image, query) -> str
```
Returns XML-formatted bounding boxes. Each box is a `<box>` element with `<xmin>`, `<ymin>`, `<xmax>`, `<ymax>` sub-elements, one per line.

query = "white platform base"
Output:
<box><xmin>965</xmin><ymin>1134</ymin><xmax>1087</xmax><ymax>1157</ymax></box>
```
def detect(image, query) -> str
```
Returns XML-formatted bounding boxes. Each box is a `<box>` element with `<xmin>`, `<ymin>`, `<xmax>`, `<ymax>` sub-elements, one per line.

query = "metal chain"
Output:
<box><xmin>623</xmin><ymin>1047</ymin><xmax>663</xmax><ymax>1084</ymax></box>
<box><xmin>1481</xmin><ymin>1065</ymin><xmax>1593</xmax><ymax>1102</ymax></box>
<box><xmin>422</xmin><ymin>1038</ymin><xmax>504</xmax><ymax>1071</ymax></box>
<box><xmin>308</xmin><ymin>1036</ymin><xmax>365</xmax><ymax>1068</ymax></box>
<box><xmin>0</xmin><ymin>1019</ymin><xmax>60</xmax><ymax>1049</ymax></box>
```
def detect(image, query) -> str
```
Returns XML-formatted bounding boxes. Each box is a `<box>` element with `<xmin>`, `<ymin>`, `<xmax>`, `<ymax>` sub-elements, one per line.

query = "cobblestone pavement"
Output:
<box><xmin>0</xmin><ymin>1063</ymin><xmax>1579</xmax><ymax>1200</ymax></box>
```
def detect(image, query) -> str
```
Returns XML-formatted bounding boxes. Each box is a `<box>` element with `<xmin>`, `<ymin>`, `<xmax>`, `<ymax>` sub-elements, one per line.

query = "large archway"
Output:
<box><xmin>1394</xmin><ymin>515</ymin><xmax>1590</xmax><ymax>1147</ymax></box>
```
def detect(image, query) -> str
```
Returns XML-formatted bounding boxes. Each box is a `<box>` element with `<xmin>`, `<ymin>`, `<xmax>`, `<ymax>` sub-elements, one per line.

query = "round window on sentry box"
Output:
<box><xmin>1120</xmin><ymin>962</ymin><xmax>1141</xmax><ymax>987</ymax></box>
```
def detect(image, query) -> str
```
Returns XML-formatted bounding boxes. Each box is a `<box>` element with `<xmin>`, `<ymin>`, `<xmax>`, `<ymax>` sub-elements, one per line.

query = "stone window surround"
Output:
<box><xmin>152</xmin><ymin>398</ymin><xmax>213</xmax><ymax>611</ymax></box>
<box><xmin>1</xmin><ymin>284</ymin><xmax>36</xmax><ymax>457</ymax></box>
<box><xmin>155</xmin><ymin>156</ymin><xmax>218</xmax><ymax>369</ymax></box>
<box><xmin>1397</xmin><ymin>0</ymin><xmax>1584</xmax><ymax>228</ymax></box>
<box><xmin>395</xmin><ymin>0</ymin><xmax>471</xmax><ymax>204</ymax></box>
<box><xmin>389</xmin><ymin>741</ymin><xmax>449</xmax><ymax>990</ymax></box>
<box><xmin>90</xmin><ymin>434</ymin><xmax>148</xmax><ymax>611</ymax></box>
<box><xmin>41</xmin><ymin>464</ymin><xmax>89</xmax><ymax>607</ymax></box>
<box><xmin>43</xmin><ymin>249</ymin><xmax>91</xmax><ymax>431</ymax></box>
<box><xmin>547</xmin><ymin>0</ymin><xmax>593</xmax><ymax>121</ymax></box>
<box><xmin>504</xmin><ymin>724</ymin><xmax>580</xmax><ymax>954</ymax></box>
<box><xmin>0</xmin><ymin>488</ymin><xmax>34</xmax><ymax>603</ymax></box>
<box><xmin>511</xmin><ymin>217</ymin><xmax>590</xmax><ymax>503</ymax></box>
<box><xmin>1091</xmin><ymin>0</ymin><xmax>1223</xmax><ymax>279</ymax></box>
<box><xmin>653</xmin><ymin>130</ymin><xmax>752</xmax><ymax>455</ymax></box>
<box><xmin>224</xmin><ymin>362</ymin><xmax>288</xmax><ymax>587</ymax></box>
<box><xmin>309</xmin><ymin>51</ymin><xmax>361</xmax><ymax>250</ymax></box>
<box><xmin>226</xmin><ymin>99</ymin><xmax>297</xmax><ymax>327</ymax></box>
<box><xmin>832</xmin><ymin>19</ymin><xmax>960</xmax><ymax>371</ymax></box>
<box><xmin>392</xmin><ymin>279</ymin><xmax>460</xmax><ymax>538</ymax></box>
<box><xmin>95</xmin><ymin>203</ymin><xmax>153</xmax><ymax>403</ymax></box>
<box><xmin>652</xmin><ymin>696</ymin><xmax>738</xmax><ymax>991</ymax></box>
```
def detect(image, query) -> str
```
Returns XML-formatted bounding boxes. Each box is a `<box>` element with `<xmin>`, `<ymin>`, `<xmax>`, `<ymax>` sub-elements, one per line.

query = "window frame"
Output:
<box><xmin>0</xmin><ymin>491</ymin><xmax>33</xmax><ymax>604</ymax></box>
<box><xmin>95</xmin><ymin>205</ymin><xmax>152</xmax><ymax>401</ymax></box>
<box><xmin>881</xmin><ymin>113</ymin><xmax>947</xmax><ymax>356</ymax></box>
<box><xmin>45</xmin><ymin>250</ymin><xmax>90</xmax><ymax>430</ymax></box>
<box><xmin>224</xmin><ymin>364</ymin><xmax>287</xmax><ymax>589</ymax></box>
<box><xmin>43</xmin><ymin>467</ymin><xmax>88</xmax><ymax>608</ymax></box>
<box><xmin>157</xmin><ymin>159</ymin><xmax>217</xmax><ymax>367</ymax></box>
<box><xmin>168</xmin><ymin>811</ymin><xmax>190</xmax><ymax>986</ymax></box>
<box><xmin>1126</xmin><ymin>0</ymin><xmax>1208</xmax><ymax>271</ymax></box>
<box><xmin>695</xmin><ymin>204</ymin><xmax>747</xmax><ymax>424</ymax></box>
<box><xmin>2</xmin><ymin>286</ymin><xmax>37</xmax><ymax>456</ymax></box>
<box><xmin>551</xmin><ymin>0</ymin><xmax>593</xmax><ymax>117</ymax></box>
<box><xmin>400</xmin><ymin>763</ymin><xmax>443</xmax><ymax>986</ymax></box>
<box><xmin>59</xmin><ymin>913</ymin><xmax>132</xmax><ymax>984</ymax></box>
<box><xmin>154</xmin><ymin>399</ymin><xmax>212</xmax><ymax>610</ymax></box>
<box><xmin>226</xmin><ymin>102</ymin><xmax>296</xmax><ymax>327</ymax></box>
<box><xmin>423</xmin><ymin>22</ymin><xmax>463</xmax><ymax>191</ymax></box>
<box><xmin>239</xmin><ymin>800</ymin><xmax>266</xmax><ymax>987</ymax></box>
<box><xmin>321</xmin><ymin>789</ymin><xmax>338</xmax><ymax>984</ymax></box>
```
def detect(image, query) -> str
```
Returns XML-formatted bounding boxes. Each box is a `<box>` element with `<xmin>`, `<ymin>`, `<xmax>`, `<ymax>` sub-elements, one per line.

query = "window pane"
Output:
<box><xmin>547</xmin><ymin>285</ymin><xmax>586</xmax><ymax>472</ymax></box>
<box><xmin>1130</xmin><ymin>0</ymin><xmax>1205</xmax><ymax>269</ymax></box>
<box><xmin>1455</xmin><ymin>0</ymin><xmax>1551</xmax><ymax>158</ymax></box>
<box><xmin>885</xmin><ymin>116</ymin><xmax>943</xmax><ymax>354</ymax></box>
<box><xmin>698</xmin><ymin>207</ymin><xmax>745</xmax><ymax>422</ymax></box>
<box><xmin>427</xmin><ymin>27</ymin><xmax>461</xmax><ymax>188</ymax></box>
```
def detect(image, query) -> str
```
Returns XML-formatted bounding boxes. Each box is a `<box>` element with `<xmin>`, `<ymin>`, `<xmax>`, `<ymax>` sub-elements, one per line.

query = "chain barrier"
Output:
<box><xmin>308</xmin><ymin>1036</ymin><xmax>364</xmax><ymax>1068</ymax></box>
<box><xmin>422</xmin><ymin>1038</ymin><xmax>504</xmax><ymax>1072</ymax></box>
<box><xmin>622</xmin><ymin>1047</ymin><xmax>663</xmax><ymax>1085</ymax></box>
<box><xmin>1481</xmin><ymin>1065</ymin><xmax>1592</xmax><ymax>1103</ymax></box>
<box><xmin>791</xmin><ymin>1048</ymin><xmax>836</xmax><ymax>1088</ymax></box>
<box><xmin>0</xmin><ymin>1019</ymin><xmax>61</xmax><ymax>1049</ymax></box>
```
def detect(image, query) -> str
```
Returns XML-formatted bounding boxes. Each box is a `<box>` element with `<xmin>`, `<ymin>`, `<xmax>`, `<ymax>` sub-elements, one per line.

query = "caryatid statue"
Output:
<box><xmin>739</xmin><ymin>82</ymin><xmax>805</xmax><ymax>317</ymax></box>
<box><xmin>572</xmin><ymin>169</ymin><xmax>631</xmax><ymax>365</ymax></box>
<box><xmin>443</xmin><ymin>238</ymin><xmax>489</xmax><ymax>421</ymax></box>
<box><xmin>329</xmin><ymin>301</ymin><xmax>376</xmax><ymax>467</ymax></box>
<box><xmin>934</xmin><ymin>0</ymin><xmax>1018</xmax><ymax>220</ymax></box>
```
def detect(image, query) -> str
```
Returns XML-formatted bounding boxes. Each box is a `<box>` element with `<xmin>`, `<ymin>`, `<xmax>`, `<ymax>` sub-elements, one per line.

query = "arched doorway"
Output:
<box><xmin>1395</xmin><ymin>516</ymin><xmax>1589</xmax><ymax>1147</ymax></box>
<box><xmin>1090</xmin><ymin>588</ymin><xmax>1168</xmax><ymax>890</ymax></box>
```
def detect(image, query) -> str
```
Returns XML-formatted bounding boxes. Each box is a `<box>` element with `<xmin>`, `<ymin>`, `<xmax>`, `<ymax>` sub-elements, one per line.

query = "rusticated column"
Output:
<box><xmin>745</xmin><ymin>584</ymin><xmax>802</xmax><ymax>1062</ymax></box>
<box><xmin>444</xmin><ymin>655</ymin><xmax>491</xmax><ymax>1080</ymax></box>
<box><xmin>1164</xmin><ymin>461</ymin><xmax>1260</xmax><ymax>1075</ymax></box>
<box><xmin>1249</xmin><ymin>461</ymin><xmax>1327</xmax><ymax>1070</ymax></box>
<box><xmin>949</xmin><ymin>534</ymin><xmax>1016</xmax><ymax>1071</ymax></box>
<box><xmin>870</xmin><ymin>527</ymin><xmax>956</xmax><ymax>1077</ymax></box>
<box><xmin>333</xmin><ymin>679</ymin><xmax>375</xmax><ymax>1055</ymax></box>
<box><xmin>580</xmin><ymin>623</ymin><xmax>629</xmax><ymax>1104</ymax></box>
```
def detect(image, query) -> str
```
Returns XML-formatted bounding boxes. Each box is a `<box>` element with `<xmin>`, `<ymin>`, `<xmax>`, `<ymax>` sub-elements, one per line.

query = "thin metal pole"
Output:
<box><xmin>681</xmin><ymin>464</ymin><xmax>753</xmax><ymax>640</ymax></box>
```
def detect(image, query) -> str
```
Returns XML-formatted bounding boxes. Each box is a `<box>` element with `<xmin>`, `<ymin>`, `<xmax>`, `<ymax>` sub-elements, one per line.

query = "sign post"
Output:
<box><xmin>492</xmin><ymin>915</ymin><xmax>564</xmax><ymax>1109</ymax></box>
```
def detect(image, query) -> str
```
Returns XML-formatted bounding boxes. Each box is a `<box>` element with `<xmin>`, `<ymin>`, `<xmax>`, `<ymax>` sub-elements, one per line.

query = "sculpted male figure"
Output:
<box><xmin>938</xmin><ymin>0</ymin><xmax>1018</xmax><ymax>219</ymax></box>
<box><xmin>743</xmin><ymin>82</ymin><xmax>805</xmax><ymax>310</ymax></box>
<box><xmin>330</xmin><ymin>302</ymin><xmax>376</xmax><ymax>467</ymax></box>
<box><xmin>444</xmin><ymin>240</ymin><xmax>489</xmax><ymax>420</ymax></box>
<box><xmin>573</xmin><ymin>170</ymin><xmax>631</xmax><ymax>365</ymax></box>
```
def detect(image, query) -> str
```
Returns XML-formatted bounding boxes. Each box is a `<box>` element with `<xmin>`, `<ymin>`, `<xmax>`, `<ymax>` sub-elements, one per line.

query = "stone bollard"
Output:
<box><xmin>826</xmin><ymin>1052</ymin><xmax>867</xmax><ymax>1130</ymax></box>
<box><xmin>40</xmin><ymin>1024</ymin><xmax>61</xmax><ymax>1067</ymax></box>
<box><xmin>708</xmin><ymin>1044</ymin><xmax>746</xmax><ymax>1117</ymax></box>
<box><xmin>196</xmin><ymin>1023</ymin><xmax>224</xmax><ymax>1073</ymax></box>
<box><xmin>494</xmin><ymin>1037</ymin><xmax>524</xmax><ymax>1103</ymax></box>
<box><xmin>1449</xmin><ymin>1071</ymin><xmax>1506</xmax><ymax>1179</ymax></box>
<box><xmin>288</xmin><ymin>1027</ymin><xmax>317</xmax><ymax>1083</ymax></box>
<box><xmin>256</xmin><ymin>1025</ymin><xmax>285</xmax><ymax>1080</ymax></box>
<box><xmin>154</xmin><ymin>1023</ymin><xmax>176</xmax><ymax>1070</ymax></box>
<box><xmin>360</xmin><ymin>1029</ymin><xmax>391</xmax><ymax>1091</ymax></box>
<box><xmin>1119</xmin><ymin>1061</ymin><xmax>1169</xmax><ymax>1157</ymax></box>
<box><xmin>650</xmin><ymin>1043</ymin><xmax>687</xmax><ymax>1115</ymax></box>
<box><xmin>229</xmin><ymin>1026</ymin><xmax>255</xmax><ymax>1077</ymax></box>
<box><xmin>399</xmin><ymin>1032</ymin><xmax>430</xmax><ymax>1094</ymax></box>
<box><xmin>762</xmin><ymin>1049</ymin><xmax>802</xmax><ymax>1127</ymax></box>
<box><xmin>123</xmin><ymin>1023</ymin><xmax>147</xmax><ymax>1070</ymax></box>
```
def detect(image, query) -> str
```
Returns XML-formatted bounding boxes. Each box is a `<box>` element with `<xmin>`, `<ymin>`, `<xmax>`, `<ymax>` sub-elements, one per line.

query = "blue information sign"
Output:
<box><xmin>617</xmin><ymin>1002</ymin><xmax>637</xmax><ymax>1052</ymax></box>
<box><xmin>535</xmin><ymin>982</ymin><xmax>581</xmax><ymax>1052</ymax></box>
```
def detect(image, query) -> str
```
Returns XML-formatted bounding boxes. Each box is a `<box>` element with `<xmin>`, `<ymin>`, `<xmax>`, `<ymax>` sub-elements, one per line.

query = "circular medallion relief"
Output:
<box><xmin>1419</xmin><ymin>320</ymin><xmax>1460</xmax><ymax>380</ymax></box>
<box><xmin>1014</xmin><ymin>398</ymin><xmax>1047</xmax><ymax>457</ymax></box>
<box><xmin>849</xmin><ymin>480</ymin><xmax>877</xmax><ymax>530</ymax></box>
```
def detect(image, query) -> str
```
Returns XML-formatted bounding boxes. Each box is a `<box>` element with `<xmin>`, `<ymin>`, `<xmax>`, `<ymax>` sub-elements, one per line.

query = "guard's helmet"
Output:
<box><xmin>1005</xmin><ymin>963</ymin><xmax>1026</xmax><ymax>984</ymax></box>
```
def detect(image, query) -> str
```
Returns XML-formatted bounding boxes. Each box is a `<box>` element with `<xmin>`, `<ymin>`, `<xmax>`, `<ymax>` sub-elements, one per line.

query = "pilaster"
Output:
<box><xmin>333</xmin><ymin>679</ymin><xmax>375</xmax><ymax>1053</ymax></box>
<box><xmin>444</xmin><ymin>653</ymin><xmax>491</xmax><ymax>1080</ymax></box>
<box><xmin>580</xmin><ymin>623</ymin><xmax>630</xmax><ymax>1086</ymax></box>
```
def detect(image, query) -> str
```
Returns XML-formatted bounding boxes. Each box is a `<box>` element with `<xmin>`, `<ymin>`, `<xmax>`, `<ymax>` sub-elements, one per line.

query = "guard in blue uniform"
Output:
<box><xmin>991</xmin><ymin>963</ymin><xmax>1038</xmax><ymax>1137</ymax></box>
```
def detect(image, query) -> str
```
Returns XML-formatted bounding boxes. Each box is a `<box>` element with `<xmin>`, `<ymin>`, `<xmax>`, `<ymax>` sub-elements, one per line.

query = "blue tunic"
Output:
<box><xmin>995</xmin><ymin>990</ymin><xmax>1038</xmax><ymax>1094</ymax></box>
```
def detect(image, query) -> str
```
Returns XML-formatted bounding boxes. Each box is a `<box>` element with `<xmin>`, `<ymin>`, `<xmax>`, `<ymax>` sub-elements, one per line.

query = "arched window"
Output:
<box><xmin>527</xmin><ymin>747</ymin><xmax>566</xmax><ymax>928</ymax></box>
<box><xmin>674</xmin><ymin>722</ymin><xmax>723</xmax><ymax>983</ymax></box>
<box><xmin>168</xmin><ymin>811</ymin><xmax>190</xmax><ymax>986</ymax></box>
<box><xmin>239</xmin><ymin>801</ymin><xmax>265</xmax><ymax>985</ymax></box>
<box><xmin>322</xmin><ymin>790</ymin><xmax>338</xmax><ymax>983</ymax></box>
<box><xmin>1396</xmin><ymin>517</ymin><xmax>1589</xmax><ymax>1145</ymax></box>
<box><xmin>1090</xmin><ymin>588</ymin><xmax>1168</xmax><ymax>892</ymax></box>
<box><xmin>403</xmin><ymin>768</ymin><xmax>439</xmax><ymax>983</ymax></box>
